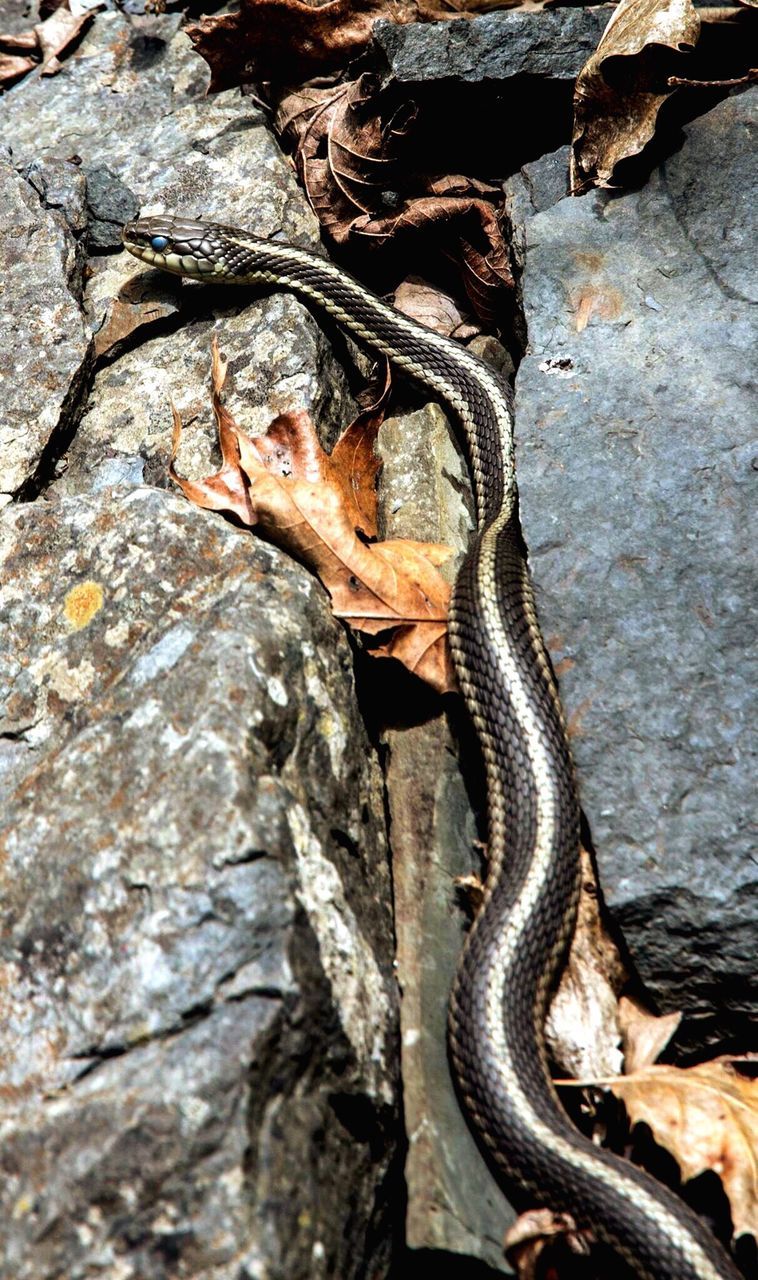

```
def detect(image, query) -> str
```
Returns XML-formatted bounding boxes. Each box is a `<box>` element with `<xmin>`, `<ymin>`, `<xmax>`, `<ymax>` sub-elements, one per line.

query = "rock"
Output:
<box><xmin>22</xmin><ymin>156</ymin><xmax>89</xmax><ymax>242</ymax></box>
<box><xmin>377</xmin><ymin>405</ymin><xmax>513</xmax><ymax>1272</ymax></box>
<box><xmin>370</xmin><ymin>8</ymin><xmax>614</xmax><ymax>184</ymax></box>
<box><xmin>509</xmin><ymin>91</ymin><xmax>757</xmax><ymax>1050</ymax></box>
<box><xmin>0</xmin><ymin>159</ymin><xmax>91</xmax><ymax>501</ymax></box>
<box><xmin>84</xmin><ymin>164</ymin><xmax>141</xmax><ymax>251</ymax></box>
<box><xmin>0</xmin><ymin>488</ymin><xmax>398</xmax><ymax>1279</ymax></box>
<box><xmin>0</xmin><ymin>12</ymin><xmax>400</xmax><ymax>1279</ymax></box>
<box><xmin>373</xmin><ymin>7</ymin><xmax>613</xmax><ymax>83</ymax></box>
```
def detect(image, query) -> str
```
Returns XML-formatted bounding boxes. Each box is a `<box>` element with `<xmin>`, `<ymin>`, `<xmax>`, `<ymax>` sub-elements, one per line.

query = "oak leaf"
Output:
<box><xmin>171</xmin><ymin>338</ymin><xmax>456</xmax><ymax>693</ymax></box>
<box><xmin>605</xmin><ymin>1059</ymin><xmax>757</xmax><ymax>1241</ymax></box>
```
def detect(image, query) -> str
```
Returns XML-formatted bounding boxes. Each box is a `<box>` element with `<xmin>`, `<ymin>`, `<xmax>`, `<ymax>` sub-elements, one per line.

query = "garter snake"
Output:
<box><xmin>123</xmin><ymin>215</ymin><xmax>740</xmax><ymax>1280</ymax></box>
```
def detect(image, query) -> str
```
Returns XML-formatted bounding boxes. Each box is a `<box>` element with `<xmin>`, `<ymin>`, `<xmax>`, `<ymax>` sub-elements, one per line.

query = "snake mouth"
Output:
<box><xmin>122</xmin><ymin>216</ymin><xmax>226</xmax><ymax>278</ymax></box>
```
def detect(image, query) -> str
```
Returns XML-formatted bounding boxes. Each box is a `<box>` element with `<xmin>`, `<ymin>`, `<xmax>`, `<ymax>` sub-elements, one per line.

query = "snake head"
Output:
<box><xmin>122</xmin><ymin>215</ymin><xmax>227</xmax><ymax>278</ymax></box>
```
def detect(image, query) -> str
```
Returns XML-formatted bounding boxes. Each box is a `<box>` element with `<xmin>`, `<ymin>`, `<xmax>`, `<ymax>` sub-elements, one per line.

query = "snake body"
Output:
<box><xmin>123</xmin><ymin>215</ymin><xmax>739</xmax><ymax>1280</ymax></box>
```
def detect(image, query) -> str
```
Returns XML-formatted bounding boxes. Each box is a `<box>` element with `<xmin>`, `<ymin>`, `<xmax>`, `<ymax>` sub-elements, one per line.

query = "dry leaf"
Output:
<box><xmin>571</xmin><ymin>0</ymin><xmax>701</xmax><ymax>190</ymax></box>
<box><xmin>605</xmin><ymin>1059</ymin><xmax>758</xmax><ymax>1241</ymax></box>
<box><xmin>188</xmin><ymin>0</ymin><xmax>468</xmax><ymax>92</ymax></box>
<box><xmin>0</xmin><ymin>51</ymin><xmax>36</xmax><ymax>85</ymax></box>
<box><xmin>545</xmin><ymin>846</ymin><xmax>629</xmax><ymax>1080</ymax></box>
<box><xmin>0</xmin><ymin>0</ymin><xmax>98</xmax><ymax>85</ymax></box>
<box><xmin>36</xmin><ymin>0</ymin><xmax>97</xmax><ymax>75</ymax></box>
<box><xmin>618</xmin><ymin>994</ymin><xmax>682</xmax><ymax>1073</ymax></box>
<box><xmin>392</xmin><ymin>277</ymin><xmax>480</xmax><ymax>340</ymax></box>
<box><xmin>505</xmin><ymin>1207</ymin><xmax>591</xmax><ymax>1280</ymax></box>
<box><xmin>274</xmin><ymin>76</ymin><xmax>513</xmax><ymax>325</ymax></box>
<box><xmin>171</xmin><ymin>338</ymin><xmax>456</xmax><ymax>693</ymax></box>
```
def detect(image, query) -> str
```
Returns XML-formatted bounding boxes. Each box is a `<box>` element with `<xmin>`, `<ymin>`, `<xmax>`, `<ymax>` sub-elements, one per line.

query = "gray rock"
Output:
<box><xmin>511</xmin><ymin>92</ymin><xmax>757</xmax><ymax>1047</ymax></box>
<box><xmin>84</xmin><ymin>163</ymin><xmax>141</xmax><ymax>250</ymax></box>
<box><xmin>22</xmin><ymin>156</ymin><xmax>89</xmax><ymax>241</ymax></box>
<box><xmin>0</xmin><ymin>11</ymin><xmax>400</xmax><ymax>1279</ymax></box>
<box><xmin>0</xmin><ymin>488</ymin><xmax>397</xmax><ymax>1279</ymax></box>
<box><xmin>0</xmin><ymin>159</ymin><xmax>91</xmax><ymax>500</ymax></box>
<box><xmin>373</xmin><ymin>7</ymin><xmax>613</xmax><ymax>83</ymax></box>
<box><xmin>1</xmin><ymin>12</ymin><xmax>313</xmax><ymax>244</ymax></box>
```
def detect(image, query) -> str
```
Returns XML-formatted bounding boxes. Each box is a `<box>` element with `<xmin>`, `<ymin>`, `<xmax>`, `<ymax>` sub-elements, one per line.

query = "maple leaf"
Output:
<box><xmin>171</xmin><ymin>338</ymin><xmax>456</xmax><ymax>694</ymax></box>
<box><xmin>607</xmin><ymin>1059</ymin><xmax>758</xmax><ymax>1242</ymax></box>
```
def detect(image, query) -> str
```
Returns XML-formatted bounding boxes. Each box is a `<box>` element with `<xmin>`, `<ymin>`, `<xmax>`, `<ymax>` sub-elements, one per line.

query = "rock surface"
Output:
<box><xmin>2</xmin><ymin>5</ymin><xmax>755</xmax><ymax>1277</ymax></box>
<box><xmin>510</xmin><ymin>90</ymin><xmax>757</xmax><ymax>1050</ymax></box>
<box><xmin>0</xmin><ymin>159</ymin><xmax>90</xmax><ymax>500</ymax></box>
<box><xmin>0</xmin><ymin>11</ymin><xmax>399</xmax><ymax>1279</ymax></box>
<box><xmin>373</xmin><ymin>7</ymin><xmax>614</xmax><ymax>83</ymax></box>
<box><xmin>0</xmin><ymin>488</ymin><xmax>397</xmax><ymax>1280</ymax></box>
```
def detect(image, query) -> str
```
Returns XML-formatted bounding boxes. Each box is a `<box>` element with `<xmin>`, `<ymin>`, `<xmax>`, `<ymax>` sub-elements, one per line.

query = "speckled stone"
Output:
<box><xmin>511</xmin><ymin>92</ymin><xmax>757</xmax><ymax>1049</ymax></box>
<box><xmin>0</xmin><ymin>488</ymin><xmax>398</xmax><ymax>1279</ymax></box>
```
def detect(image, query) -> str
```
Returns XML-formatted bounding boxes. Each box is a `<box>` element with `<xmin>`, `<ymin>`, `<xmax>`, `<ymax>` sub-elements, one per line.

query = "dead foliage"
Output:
<box><xmin>608</xmin><ymin>1058</ymin><xmax>758</xmax><ymax>1243</ymax></box>
<box><xmin>0</xmin><ymin>0</ymin><xmax>99</xmax><ymax>89</ymax></box>
<box><xmin>187</xmin><ymin>0</ymin><xmax>512</xmax><ymax>92</ymax></box>
<box><xmin>571</xmin><ymin>0</ymin><xmax>756</xmax><ymax>189</ymax></box>
<box><xmin>170</xmin><ymin>338</ymin><xmax>456</xmax><ymax>693</ymax></box>
<box><xmin>274</xmin><ymin>74</ymin><xmax>514</xmax><ymax>326</ymax></box>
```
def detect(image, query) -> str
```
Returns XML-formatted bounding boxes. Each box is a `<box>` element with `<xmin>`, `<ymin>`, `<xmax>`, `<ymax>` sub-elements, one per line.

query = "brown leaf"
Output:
<box><xmin>618</xmin><ymin>994</ymin><xmax>682</xmax><ymax>1073</ymax></box>
<box><xmin>504</xmin><ymin>1208</ymin><xmax>591</xmax><ymax>1280</ymax></box>
<box><xmin>0</xmin><ymin>51</ymin><xmax>36</xmax><ymax>85</ymax></box>
<box><xmin>171</xmin><ymin>338</ymin><xmax>456</xmax><ymax>693</ymax></box>
<box><xmin>276</xmin><ymin>76</ymin><xmax>416</xmax><ymax>245</ymax></box>
<box><xmin>571</xmin><ymin>0</ymin><xmax>702</xmax><ymax>190</ymax></box>
<box><xmin>275</xmin><ymin>76</ymin><xmax>513</xmax><ymax>324</ymax></box>
<box><xmin>607</xmin><ymin>1059</ymin><xmax>758</xmax><ymax>1241</ymax></box>
<box><xmin>545</xmin><ymin>845</ymin><xmax>629</xmax><ymax>1080</ymax></box>
<box><xmin>329</xmin><ymin>360</ymin><xmax>390</xmax><ymax>536</ymax></box>
<box><xmin>36</xmin><ymin>0</ymin><xmax>98</xmax><ymax>76</ymax></box>
<box><xmin>0</xmin><ymin>0</ymin><xmax>97</xmax><ymax>84</ymax></box>
<box><xmin>187</xmin><ymin>0</ymin><xmax>463</xmax><ymax>93</ymax></box>
<box><xmin>392</xmin><ymin>276</ymin><xmax>481</xmax><ymax>340</ymax></box>
<box><xmin>355</xmin><ymin>189</ymin><xmax>513</xmax><ymax>326</ymax></box>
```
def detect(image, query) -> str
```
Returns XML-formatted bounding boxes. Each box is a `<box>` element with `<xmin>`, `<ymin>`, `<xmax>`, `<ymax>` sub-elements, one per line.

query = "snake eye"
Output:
<box><xmin>150</xmin><ymin>235</ymin><xmax>169</xmax><ymax>251</ymax></box>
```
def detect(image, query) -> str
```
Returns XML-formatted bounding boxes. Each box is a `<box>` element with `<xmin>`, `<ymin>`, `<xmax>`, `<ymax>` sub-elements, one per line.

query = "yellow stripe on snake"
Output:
<box><xmin>123</xmin><ymin>215</ymin><xmax>741</xmax><ymax>1280</ymax></box>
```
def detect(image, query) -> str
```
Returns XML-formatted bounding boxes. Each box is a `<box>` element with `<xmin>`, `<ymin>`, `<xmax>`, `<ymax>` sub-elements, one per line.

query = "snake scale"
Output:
<box><xmin>123</xmin><ymin>215</ymin><xmax>740</xmax><ymax>1280</ymax></box>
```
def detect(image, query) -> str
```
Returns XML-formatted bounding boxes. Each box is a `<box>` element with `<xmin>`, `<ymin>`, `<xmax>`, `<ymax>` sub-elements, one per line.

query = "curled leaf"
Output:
<box><xmin>274</xmin><ymin>76</ymin><xmax>513</xmax><ymax>326</ymax></box>
<box><xmin>505</xmin><ymin>1207</ymin><xmax>591</xmax><ymax>1280</ymax></box>
<box><xmin>571</xmin><ymin>0</ymin><xmax>701</xmax><ymax>190</ymax></box>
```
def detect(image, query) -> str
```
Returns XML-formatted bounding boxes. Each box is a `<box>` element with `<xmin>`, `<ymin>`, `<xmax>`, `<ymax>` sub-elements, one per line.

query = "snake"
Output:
<box><xmin>123</xmin><ymin>215</ymin><xmax>740</xmax><ymax>1280</ymax></box>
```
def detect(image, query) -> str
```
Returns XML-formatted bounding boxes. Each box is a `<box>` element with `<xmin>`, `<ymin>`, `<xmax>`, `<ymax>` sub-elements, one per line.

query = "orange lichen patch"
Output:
<box><xmin>570</xmin><ymin>285</ymin><xmax>625</xmax><ymax>333</ymax></box>
<box><xmin>573</xmin><ymin>251</ymin><xmax>605</xmax><ymax>272</ymax></box>
<box><xmin>63</xmin><ymin>581</ymin><xmax>104</xmax><ymax>630</ymax></box>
